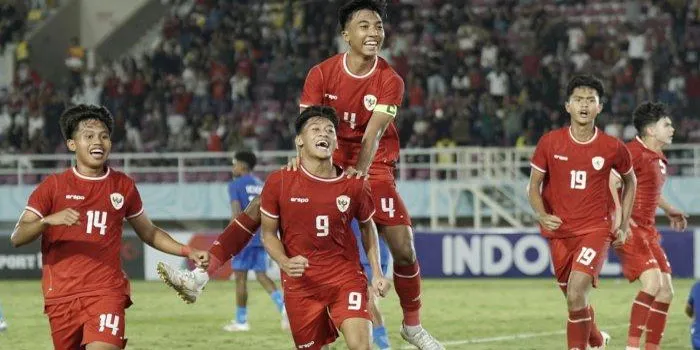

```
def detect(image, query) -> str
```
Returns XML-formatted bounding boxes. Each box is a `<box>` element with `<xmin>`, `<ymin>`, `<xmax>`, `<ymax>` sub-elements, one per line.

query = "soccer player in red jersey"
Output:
<box><xmin>261</xmin><ymin>106</ymin><xmax>391</xmax><ymax>350</ymax></box>
<box><xmin>296</xmin><ymin>2</ymin><xmax>442</xmax><ymax>347</ymax></box>
<box><xmin>10</xmin><ymin>105</ymin><xmax>209</xmax><ymax>350</ymax></box>
<box><xmin>608</xmin><ymin>102</ymin><xmax>687</xmax><ymax>350</ymax></box>
<box><xmin>528</xmin><ymin>75</ymin><xmax>637</xmax><ymax>350</ymax></box>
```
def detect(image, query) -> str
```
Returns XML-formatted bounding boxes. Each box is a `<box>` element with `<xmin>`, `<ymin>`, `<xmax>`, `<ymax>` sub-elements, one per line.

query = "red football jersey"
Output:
<box><xmin>531</xmin><ymin>127</ymin><xmax>633</xmax><ymax>238</ymax></box>
<box><xmin>260</xmin><ymin>165</ymin><xmax>375</xmax><ymax>295</ymax></box>
<box><xmin>300</xmin><ymin>53</ymin><xmax>404</xmax><ymax>180</ymax></box>
<box><xmin>627</xmin><ymin>136</ymin><xmax>667</xmax><ymax>227</ymax></box>
<box><xmin>23</xmin><ymin>167</ymin><xmax>143</xmax><ymax>305</ymax></box>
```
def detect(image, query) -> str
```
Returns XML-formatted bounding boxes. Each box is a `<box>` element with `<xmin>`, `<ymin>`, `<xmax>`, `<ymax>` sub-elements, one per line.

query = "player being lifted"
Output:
<box><xmin>11</xmin><ymin>105</ymin><xmax>209</xmax><ymax>350</ymax></box>
<box><xmin>223</xmin><ymin>151</ymin><xmax>288</xmax><ymax>332</ymax></box>
<box><xmin>297</xmin><ymin>1</ymin><xmax>442</xmax><ymax>348</ymax></box>
<box><xmin>260</xmin><ymin>106</ymin><xmax>390</xmax><ymax>350</ymax></box>
<box><xmin>157</xmin><ymin>1</ymin><xmax>443</xmax><ymax>348</ymax></box>
<box><xmin>528</xmin><ymin>75</ymin><xmax>637</xmax><ymax>350</ymax></box>
<box><xmin>608</xmin><ymin>102</ymin><xmax>686</xmax><ymax>350</ymax></box>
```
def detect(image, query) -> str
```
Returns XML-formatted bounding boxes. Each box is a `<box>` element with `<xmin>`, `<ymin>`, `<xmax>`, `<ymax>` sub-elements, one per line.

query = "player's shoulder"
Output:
<box><xmin>264</xmin><ymin>169</ymin><xmax>288</xmax><ymax>184</ymax></box>
<box><xmin>314</xmin><ymin>54</ymin><xmax>344</xmax><ymax>72</ymax></box>
<box><xmin>538</xmin><ymin>127</ymin><xmax>565</xmax><ymax>144</ymax></box>
<box><xmin>377</xmin><ymin>57</ymin><xmax>402</xmax><ymax>79</ymax></box>
<box><xmin>108</xmin><ymin>168</ymin><xmax>136</xmax><ymax>184</ymax></box>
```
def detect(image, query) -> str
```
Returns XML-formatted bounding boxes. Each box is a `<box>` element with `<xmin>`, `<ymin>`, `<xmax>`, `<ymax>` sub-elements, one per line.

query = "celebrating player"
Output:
<box><xmin>11</xmin><ymin>104</ymin><xmax>209</xmax><ymax>350</ymax></box>
<box><xmin>260</xmin><ymin>106</ymin><xmax>390</xmax><ymax>350</ymax></box>
<box><xmin>296</xmin><ymin>1</ymin><xmax>442</xmax><ymax>347</ymax></box>
<box><xmin>223</xmin><ymin>151</ymin><xmax>287</xmax><ymax>332</ymax></box>
<box><xmin>528</xmin><ymin>75</ymin><xmax>637</xmax><ymax>350</ymax></box>
<box><xmin>158</xmin><ymin>2</ymin><xmax>443</xmax><ymax>347</ymax></box>
<box><xmin>608</xmin><ymin>102</ymin><xmax>686</xmax><ymax>350</ymax></box>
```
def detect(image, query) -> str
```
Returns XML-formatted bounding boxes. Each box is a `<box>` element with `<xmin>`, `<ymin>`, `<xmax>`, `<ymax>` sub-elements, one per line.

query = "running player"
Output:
<box><xmin>11</xmin><ymin>104</ymin><xmax>209</xmax><ymax>349</ymax></box>
<box><xmin>528</xmin><ymin>75</ymin><xmax>636</xmax><ymax>349</ymax></box>
<box><xmin>608</xmin><ymin>102</ymin><xmax>686</xmax><ymax>350</ymax></box>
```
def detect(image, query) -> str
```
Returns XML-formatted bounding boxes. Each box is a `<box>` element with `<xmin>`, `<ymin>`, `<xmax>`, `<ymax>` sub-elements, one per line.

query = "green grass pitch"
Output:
<box><xmin>0</xmin><ymin>279</ymin><xmax>694</xmax><ymax>349</ymax></box>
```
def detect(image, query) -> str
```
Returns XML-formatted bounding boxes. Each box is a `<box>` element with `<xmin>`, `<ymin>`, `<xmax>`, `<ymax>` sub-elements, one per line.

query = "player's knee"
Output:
<box><xmin>244</xmin><ymin>196</ymin><xmax>261</xmax><ymax>222</ymax></box>
<box><xmin>640</xmin><ymin>276</ymin><xmax>661</xmax><ymax>296</ymax></box>
<box><xmin>254</xmin><ymin>272</ymin><xmax>269</xmax><ymax>281</ymax></box>
<box><xmin>565</xmin><ymin>288</ymin><xmax>587</xmax><ymax>310</ymax></box>
<box><xmin>234</xmin><ymin>272</ymin><xmax>247</xmax><ymax>283</ymax></box>
<box><xmin>345</xmin><ymin>337</ymin><xmax>371</xmax><ymax>350</ymax></box>
<box><xmin>657</xmin><ymin>283</ymin><xmax>674</xmax><ymax>302</ymax></box>
<box><xmin>390</xmin><ymin>239</ymin><xmax>416</xmax><ymax>265</ymax></box>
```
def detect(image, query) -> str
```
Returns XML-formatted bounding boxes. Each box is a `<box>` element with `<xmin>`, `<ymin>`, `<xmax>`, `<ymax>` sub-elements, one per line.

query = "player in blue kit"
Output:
<box><xmin>353</xmin><ymin>220</ymin><xmax>391</xmax><ymax>350</ymax></box>
<box><xmin>223</xmin><ymin>151</ymin><xmax>288</xmax><ymax>332</ymax></box>
<box><xmin>687</xmin><ymin>281</ymin><xmax>700</xmax><ymax>349</ymax></box>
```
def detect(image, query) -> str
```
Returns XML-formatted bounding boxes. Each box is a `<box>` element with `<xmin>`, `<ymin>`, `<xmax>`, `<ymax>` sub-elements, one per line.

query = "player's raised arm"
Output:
<box><xmin>128</xmin><ymin>212</ymin><xmax>209</xmax><ymax>267</ymax></box>
<box><xmin>354</xmin><ymin>75</ymin><xmax>403</xmax><ymax>174</ymax></box>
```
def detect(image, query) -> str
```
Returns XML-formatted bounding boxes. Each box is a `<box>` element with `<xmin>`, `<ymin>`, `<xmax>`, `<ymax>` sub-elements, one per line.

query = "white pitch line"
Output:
<box><xmin>400</xmin><ymin>321</ymin><xmax>684</xmax><ymax>349</ymax></box>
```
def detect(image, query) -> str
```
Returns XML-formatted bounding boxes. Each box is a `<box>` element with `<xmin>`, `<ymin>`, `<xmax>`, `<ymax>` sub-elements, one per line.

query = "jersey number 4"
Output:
<box><xmin>569</xmin><ymin>170</ymin><xmax>587</xmax><ymax>190</ymax></box>
<box><xmin>86</xmin><ymin>210</ymin><xmax>108</xmax><ymax>235</ymax></box>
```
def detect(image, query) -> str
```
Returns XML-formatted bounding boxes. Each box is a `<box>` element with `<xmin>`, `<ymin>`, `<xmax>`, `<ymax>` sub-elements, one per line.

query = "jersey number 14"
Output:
<box><xmin>86</xmin><ymin>210</ymin><xmax>108</xmax><ymax>235</ymax></box>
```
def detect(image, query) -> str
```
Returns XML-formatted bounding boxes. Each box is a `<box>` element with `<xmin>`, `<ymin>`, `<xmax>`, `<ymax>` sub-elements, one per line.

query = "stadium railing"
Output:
<box><xmin>0</xmin><ymin>144</ymin><xmax>699</xmax><ymax>186</ymax></box>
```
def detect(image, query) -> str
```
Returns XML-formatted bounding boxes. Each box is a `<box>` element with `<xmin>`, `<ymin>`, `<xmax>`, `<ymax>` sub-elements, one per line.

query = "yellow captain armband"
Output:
<box><xmin>374</xmin><ymin>104</ymin><xmax>399</xmax><ymax>117</ymax></box>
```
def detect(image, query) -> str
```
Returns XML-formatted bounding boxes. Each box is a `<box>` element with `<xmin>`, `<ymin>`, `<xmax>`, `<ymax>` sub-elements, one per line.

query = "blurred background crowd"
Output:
<box><xmin>1</xmin><ymin>0</ymin><xmax>699</xmax><ymax>159</ymax></box>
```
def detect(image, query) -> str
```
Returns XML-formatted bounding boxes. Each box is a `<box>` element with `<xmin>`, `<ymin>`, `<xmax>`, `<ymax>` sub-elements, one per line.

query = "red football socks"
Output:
<box><xmin>627</xmin><ymin>291</ymin><xmax>655</xmax><ymax>348</ymax></box>
<box><xmin>206</xmin><ymin>212</ymin><xmax>259</xmax><ymax>275</ymax></box>
<box><xmin>587</xmin><ymin>305</ymin><xmax>604</xmax><ymax>347</ymax></box>
<box><xmin>644</xmin><ymin>301</ymin><xmax>670</xmax><ymax>349</ymax></box>
<box><xmin>394</xmin><ymin>262</ymin><xmax>422</xmax><ymax>326</ymax></box>
<box><xmin>567</xmin><ymin>307</ymin><xmax>592</xmax><ymax>350</ymax></box>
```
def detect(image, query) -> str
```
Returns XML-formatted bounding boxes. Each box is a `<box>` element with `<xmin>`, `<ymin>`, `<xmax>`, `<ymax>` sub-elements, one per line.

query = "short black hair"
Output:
<box><xmin>338</xmin><ymin>0</ymin><xmax>386</xmax><ymax>30</ymax></box>
<box><xmin>566</xmin><ymin>75</ymin><xmax>605</xmax><ymax>100</ymax></box>
<box><xmin>633</xmin><ymin>101</ymin><xmax>669</xmax><ymax>136</ymax></box>
<box><xmin>295</xmin><ymin>106</ymin><xmax>339</xmax><ymax>134</ymax></box>
<box><xmin>234</xmin><ymin>151</ymin><xmax>257</xmax><ymax>170</ymax></box>
<box><xmin>59</xmin><ymin>104</ymin><xmax>114</xmax><ymax>140</ymax></box>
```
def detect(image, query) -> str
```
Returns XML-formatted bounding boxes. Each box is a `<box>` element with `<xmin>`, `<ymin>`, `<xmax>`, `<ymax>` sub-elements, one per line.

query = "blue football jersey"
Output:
<box><xmin>227</xmin><ymin>174</ymin><xmax>263</xmax><ymax>246</ymax></box>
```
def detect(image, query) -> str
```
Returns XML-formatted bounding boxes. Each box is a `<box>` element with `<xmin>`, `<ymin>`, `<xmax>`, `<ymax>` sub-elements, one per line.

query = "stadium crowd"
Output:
<box><xmin>0</xmin><ymin>0</ymin><xmax>699</xmax><ymax>158</ymax></box>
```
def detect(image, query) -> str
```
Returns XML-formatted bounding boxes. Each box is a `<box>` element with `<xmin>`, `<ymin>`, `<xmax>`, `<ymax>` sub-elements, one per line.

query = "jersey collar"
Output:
<box><xmin>300</xmin><ymin>164</ymin><xmax>345</xmax><ymax>182</ymax></box>
<box><xmin>568</xmin><ymin>126</ymin><xmax>598</xmax><ymax>145</ymax></box>
<box><xmin>71</xmin><ymin>166</ymin><xmax>110</xmax><ymax>181</ymax></box>
<box><xmin>342</xmin><ymin>52</ymin><xmax>378</xmax><ymax>79</ymax></box>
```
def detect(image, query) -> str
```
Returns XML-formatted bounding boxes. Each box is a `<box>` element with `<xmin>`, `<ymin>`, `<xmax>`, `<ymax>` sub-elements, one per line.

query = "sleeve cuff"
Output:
<box><xmin>359</xmin><ymin>210</ymin><xmax>376</xmax><ymax>223</ymax></box>
<box><xmin>260</xmin><ymin>207</ymin><xmax>279</xmax><ymax>219</ymax></box>
<box><xmin>25</xmin><ymin>206</ymin><xmax>44</xmax><ymax>219</ymax></box>
<box><xmin>530</xmin><ymin>163</ymin><xmax>546</xmax><ymax>173</ymax></box>
<box><xmin>126</xmin><ymin>207</ymin><xmax>144</xmax><ymax>219</ymax></box>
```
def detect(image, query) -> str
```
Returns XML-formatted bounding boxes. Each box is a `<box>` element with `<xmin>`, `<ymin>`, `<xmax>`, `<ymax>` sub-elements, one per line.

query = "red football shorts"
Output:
<box><xmin>285</xmin><ymin>277</ymin><xmax>370</xmax><ymax>349</ymax></box>
<box><xmin>548</xmin><ymin>231</ymin><xmax>612</xmax><ymax>287</ymax></box>
<box><xmin>615</xmin><ymin>225</ymin><xmax>671</xmax><ymax>281</ymax></box>
<box><xmin>369</xmin><ymin>178</ymin><xmax>411</xmax><ymax>227</ymax></box>
<box><xmin>45</xmin><ymin>295</ymin><xmax>130</xmax><ymax>349</ymax></box>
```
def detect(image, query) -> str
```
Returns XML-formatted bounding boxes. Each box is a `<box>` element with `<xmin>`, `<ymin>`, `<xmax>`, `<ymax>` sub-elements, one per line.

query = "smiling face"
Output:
<box><xmin>296</xmin><ymin>116</ymin><xmax>337</xmax><ymax>161</ymax></box>
<box><xmin>67</xmin><ymin>119</ymin><xmax>112</xmax><ymax>171</ymax></box>
<box><xmin>342</xmin><ymin>9</ymin><xmax>385</xmax><ymax>58</ymax></box>
<box><xmin>565</xmin><ymin>86</ymin><xmax>603</xmax><ymax>126</ymax></box>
